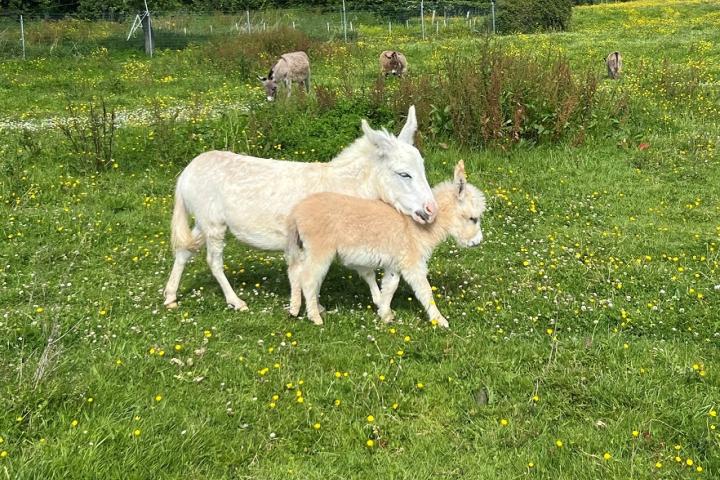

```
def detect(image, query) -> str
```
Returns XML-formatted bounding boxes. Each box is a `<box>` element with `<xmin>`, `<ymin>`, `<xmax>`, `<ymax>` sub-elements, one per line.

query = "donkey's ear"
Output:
<box><xmin>257</xmin><ymin>75</ymin><xmax>266</xmax><ymax>82</ymax></box>
<box><xmin>362</xmin><ymin>119</ymin><xmax>393</xmax><ymax>154</ymax></box>
<box><xmin>454</xmin><ymin>160</ymin><xmax>467</xmax><ymax>197</ymax></box>
<box><xmin>397</xmin><ymin>105</ymin><xmax>417</xmax><ymax>145</ymax></box>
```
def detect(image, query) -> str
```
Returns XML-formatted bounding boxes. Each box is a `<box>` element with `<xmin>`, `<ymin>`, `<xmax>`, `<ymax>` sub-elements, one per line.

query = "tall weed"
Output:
<box><xmin>204</xmin><ymin>27</ymin><xmax>315</xmax><ymax>80</ymax></box>
<box><xmin>58</xmin><ymin>99</ymin><xmax>116</xmax><ymax>172</ymax></box>
<box><xmin>386</xmin><ymin>49</ymin><xmax>598</xmax><ymax>148</ymax></box>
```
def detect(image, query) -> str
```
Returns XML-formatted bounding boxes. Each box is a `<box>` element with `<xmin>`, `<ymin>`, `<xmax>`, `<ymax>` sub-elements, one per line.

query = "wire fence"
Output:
<box><xmin>0</xmin><ymin>2</ymin><xmax>496</xmax><ymax>59</ymax></box>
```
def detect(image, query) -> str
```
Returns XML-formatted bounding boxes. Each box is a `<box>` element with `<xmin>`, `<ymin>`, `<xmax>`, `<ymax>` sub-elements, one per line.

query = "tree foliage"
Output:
<box><xmin>1</xmin><ymin>0</ymin><xmax>494</xmax><ymax>18</ymax></box>
<box><xmin>496</xmin><ymin>0</ymin><xmax>572</xmax><ymax>34</ymax></box>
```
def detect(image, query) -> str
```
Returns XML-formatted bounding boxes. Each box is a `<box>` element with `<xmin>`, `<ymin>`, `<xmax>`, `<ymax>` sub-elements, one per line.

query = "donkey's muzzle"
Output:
<box><xmin>414</xmin><ymin>209</ymin><xmax>430</xmax><ymax>223</ymax></box>
<box><xmin>423</xmin><ymin>201</ymin><xmax>438</xmax><ymax>223</ymax></box>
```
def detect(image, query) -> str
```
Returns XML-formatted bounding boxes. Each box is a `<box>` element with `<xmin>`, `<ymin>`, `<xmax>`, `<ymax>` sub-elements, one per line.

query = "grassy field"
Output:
<box><xmin>1</xmin><ymin>1</ymin><xmax>719</xmax><ymax>478</ymax></box>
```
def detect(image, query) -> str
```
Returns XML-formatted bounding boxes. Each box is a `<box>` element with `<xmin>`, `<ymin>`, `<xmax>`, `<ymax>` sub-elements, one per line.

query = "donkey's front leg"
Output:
<box><xmin>403</xmin><ymin>268</ymin><xmax>448</xmax><ymax>328</ymax></box>
<box><xmin>285</xmin><ymin>78</ymin><xmax>292</xmax><ymax>98</ymax></box>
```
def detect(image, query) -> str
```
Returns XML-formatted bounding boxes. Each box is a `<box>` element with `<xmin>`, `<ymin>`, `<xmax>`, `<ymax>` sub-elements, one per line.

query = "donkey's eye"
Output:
<box><xmin>469</xmin><ymin>217</ymin><xmax>478</xmax><ymax>224</ymax></box>
<box><xmin>397</xmin><ymin>172</ymin><xmax>412</xmax><ymax>179</ymax></box>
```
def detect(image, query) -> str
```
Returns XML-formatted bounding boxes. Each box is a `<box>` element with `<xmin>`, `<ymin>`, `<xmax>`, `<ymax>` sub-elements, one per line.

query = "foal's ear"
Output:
<box><xmin>257</xmin><ymin>75</ymin><xmax>267</xmax><ymax>82</ymax></box>
<box><xmin>454</xmin><ymin>160</ymin><xmax>467</xmax><ymax>197</ymax></box>
<box><xmin>397</xmin><ymin>105</ymin><xmax>417</xmax><ymax>145</ymax></box>
<box><xmin>362</xmin><ymin>119</ymin><xmax>393</xmax><ymax>154</ymax></box>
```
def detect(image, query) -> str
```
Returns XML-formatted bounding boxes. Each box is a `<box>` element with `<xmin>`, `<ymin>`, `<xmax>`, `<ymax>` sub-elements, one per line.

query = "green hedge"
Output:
<box><xmin>496</xmin><ymin>0</ymin><xmax>573</xmax><ymax>34</ymax></box>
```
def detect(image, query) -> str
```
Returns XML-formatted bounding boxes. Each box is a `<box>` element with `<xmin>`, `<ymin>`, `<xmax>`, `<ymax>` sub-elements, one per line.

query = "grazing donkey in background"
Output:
<box><xmin>379</xmin><ymin>50</ymin><xmax>408</xmax><ymax>77</ymax></box>
<box><xmin>163</xmin><ymin>106</ymin><xmax>438</xmax><ymax>311</ymax></box>
<box><xmin>258</xmin><ymin>51</ymin><xmax>310</xmax><ymax>101</ymax></box>
<box><xmin>606</xmin><ymin>51</ymin><xmax>623</xmax><ymax>79</ymax></box>
<box><xmin>285</xmin><ymin>160</ymin><xmax>486</xmax><ymax>328</ymax></box>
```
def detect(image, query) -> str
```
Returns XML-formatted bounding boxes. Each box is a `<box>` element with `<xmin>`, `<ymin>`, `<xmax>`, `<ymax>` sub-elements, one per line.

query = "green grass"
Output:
<box><xmin>1</xmin><ymin>1</ymin><xmax>719</xmax><ymax>478</ymax></box>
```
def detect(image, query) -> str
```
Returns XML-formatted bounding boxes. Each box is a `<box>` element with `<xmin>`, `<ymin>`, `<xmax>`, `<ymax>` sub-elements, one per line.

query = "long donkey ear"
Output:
<box><xmin>397</xmin><ymin>105</ymin><xmax>417</xmax><ymax>145</ymax></box>
<box><xmin>257</xmin><ymin>75</ymin><xmax>267</xmax><ymax>82</ymax></box>
<box><xmin>454</xmin><ymin>160</ymin><xmax>467</xmax><ymax>197</ymax></box>
<box><xmin>362</xmin><ymin>119</ymin><xmax>393</xmax><ymax>155</ymax></box>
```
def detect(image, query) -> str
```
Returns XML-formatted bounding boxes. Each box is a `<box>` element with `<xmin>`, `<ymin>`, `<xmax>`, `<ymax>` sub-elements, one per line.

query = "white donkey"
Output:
<box><xmin>163</xmin><ymin>106</ymin><xmax>438</xmax><ymax>311</ymax></box>
<box><xmin>285</xmin><ymin>160</ymin><xmax>486</xmax><ymax>328</ymax></box>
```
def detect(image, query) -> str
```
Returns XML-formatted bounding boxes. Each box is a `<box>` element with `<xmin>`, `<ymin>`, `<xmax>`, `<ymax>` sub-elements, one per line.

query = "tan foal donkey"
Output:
<box><xmin>285</xmin><ymin>161</ymin><xmax>486</xmax><ymax>328</ymax></box>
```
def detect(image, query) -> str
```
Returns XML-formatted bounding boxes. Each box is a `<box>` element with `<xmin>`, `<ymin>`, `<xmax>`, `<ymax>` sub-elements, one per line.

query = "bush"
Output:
<box><xmin>496</xmin><ymin>0</ymin><xmax>573</xmax><ymax>34</ymax></box>
<box><xmin>379</xmin><ymin>48</ymin><xmax>598</xmax><ymax>148</ymax></box>
<box><xmin>203</xmin><ymin>27</ymin><xmax>314</xmax><ymax>80</ymax></box>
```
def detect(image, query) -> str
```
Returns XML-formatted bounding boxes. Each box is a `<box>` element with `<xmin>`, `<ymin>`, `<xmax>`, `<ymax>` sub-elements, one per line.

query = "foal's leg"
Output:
<box><xmin>300</xmin><ymin>255</ymin><xmax>332</xmax><ymax>326</ymax></box>
<box><xmin>402</xmin><ymin>267</ymin><xmax>449</xmax><ymax>328</ymax></box>
<box><xmin>163</xmin><ymin>226</ymin><xmax>204</xmax><ymax>308</ymax></box>
<box><xmin>355</xmin><ymin>267</ymin><xmax>381</xmax><ymax>307</ymax></box>
<box><xmin>205</xmin><ymin>226</ymin><xmax>248</xmax><ymax>311</ymax></box>
<box><xmin>377</xmin><ymin>269</ymin><xmax>400</xmax><ymax>323</ymax></box>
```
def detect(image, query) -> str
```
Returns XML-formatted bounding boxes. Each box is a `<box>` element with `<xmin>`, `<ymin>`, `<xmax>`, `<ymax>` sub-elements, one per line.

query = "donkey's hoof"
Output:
<box><xmin>227</xmin><ymin>299</ymin><xmax>249</xmax><ymax>311</ymax></box>
<box><xmin>434</xmin><ymin>316</ymin><xmax>450</xmax><ymax>329</ymax></box>
<box><xmin>166</xmin><ymin>301</ymin><xmax>178</xmax><ymax>310</ymax></box>
<box><xmin>380</xmin><ymin>310</ymin><xmax>395</xmax><ymax>323</ymax></box>
<box><xmin>318</xmin><ymin>304</ymin><xmax>327</xmax><ymax>316</ymax></box>
<box><xmin>286</xmin><ymin>305</ymin><xmax>301</xmax><ymax>317</ymax></box>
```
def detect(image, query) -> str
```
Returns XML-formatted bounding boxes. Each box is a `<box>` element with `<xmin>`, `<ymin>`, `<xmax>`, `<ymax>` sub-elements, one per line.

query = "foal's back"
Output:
<box><xmin>291</xmin><ymin>192</ymin><xmax>414</xmax><ymax>252</ymax></box>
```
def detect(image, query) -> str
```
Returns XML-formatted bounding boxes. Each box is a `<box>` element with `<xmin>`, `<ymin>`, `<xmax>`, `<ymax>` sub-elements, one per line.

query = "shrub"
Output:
<box><xmin>203</xmin><ymin>27</ymin><xmax>314</xmax><ymax>80</ymax></box>
<box><xmin>496</xmin><ymin>0</ymin><xmax>573</xmax><ymax>34</ymax></box>
<box><xmin>386</xmin><ymin>48</ymin><xmax>597</xmax><ymax>148</ymax></box>
<box><xmin>58</xmin><ymin>99</ymin><xmax>117</xmax><ymax>172</ymax></box>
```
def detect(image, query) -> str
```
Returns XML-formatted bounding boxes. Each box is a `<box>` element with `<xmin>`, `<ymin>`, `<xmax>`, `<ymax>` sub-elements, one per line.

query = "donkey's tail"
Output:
<box><xmin>170</xmin><ymin>183</ymin><xmax>199</xmax><ymax>252</ymax></box>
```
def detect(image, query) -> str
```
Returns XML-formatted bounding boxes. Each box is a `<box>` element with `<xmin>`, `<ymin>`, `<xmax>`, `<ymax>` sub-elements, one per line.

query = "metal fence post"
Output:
<box><xmin>246</xmin><ymin>10</ymin><xmax>251</xmax><ymax>33</ymax></box>
<box><xmin>420</xmin><ymin>0</ymin><xmax>425</xmax><ymax>40</ymax></box>
<box><xmin>141</xmin><ymin>0</ymin><xmax>153</xmax><ymax>57</ymax></box>
<box><xmin>20</xmin><ymin>15</ymin><xmax>26</xmax><ymax>60</ymax></box>
<box><xmin>492</xmin><ymin>0</ymin><xmax>496</xmax><ymax>34</ymax></box>
<box><xmin>342</xmin><ymin>0</ymin><xmax>347</xmax><ymax>42</ymax></box>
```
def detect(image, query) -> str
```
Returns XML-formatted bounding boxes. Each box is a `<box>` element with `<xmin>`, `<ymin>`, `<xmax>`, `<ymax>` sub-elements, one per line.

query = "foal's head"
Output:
<box><xmin>437</xmin><ymin>161</ymin><xmax>487</xmax><ymax>247</ymax></box>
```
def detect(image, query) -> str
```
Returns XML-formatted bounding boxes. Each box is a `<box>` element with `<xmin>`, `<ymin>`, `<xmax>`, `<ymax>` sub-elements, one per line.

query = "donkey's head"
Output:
<box><xmin>439</xmin><ymin>160</ymin><xmax>487</xmax><ymax>247</ymax></box>
<box><xmin>362</xmin><ymin>106</ymin><xmax>438</xmax><ymax>224</ymax></box>
<box><xmin>388</xmin><ymin>51</ymin><xmax>400</xmax><ymax>73</ymax></box>
<box><xmin>257</xmin><ymin>69</ymin><xmax>277</xmax><ymax>101</ymax></box>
